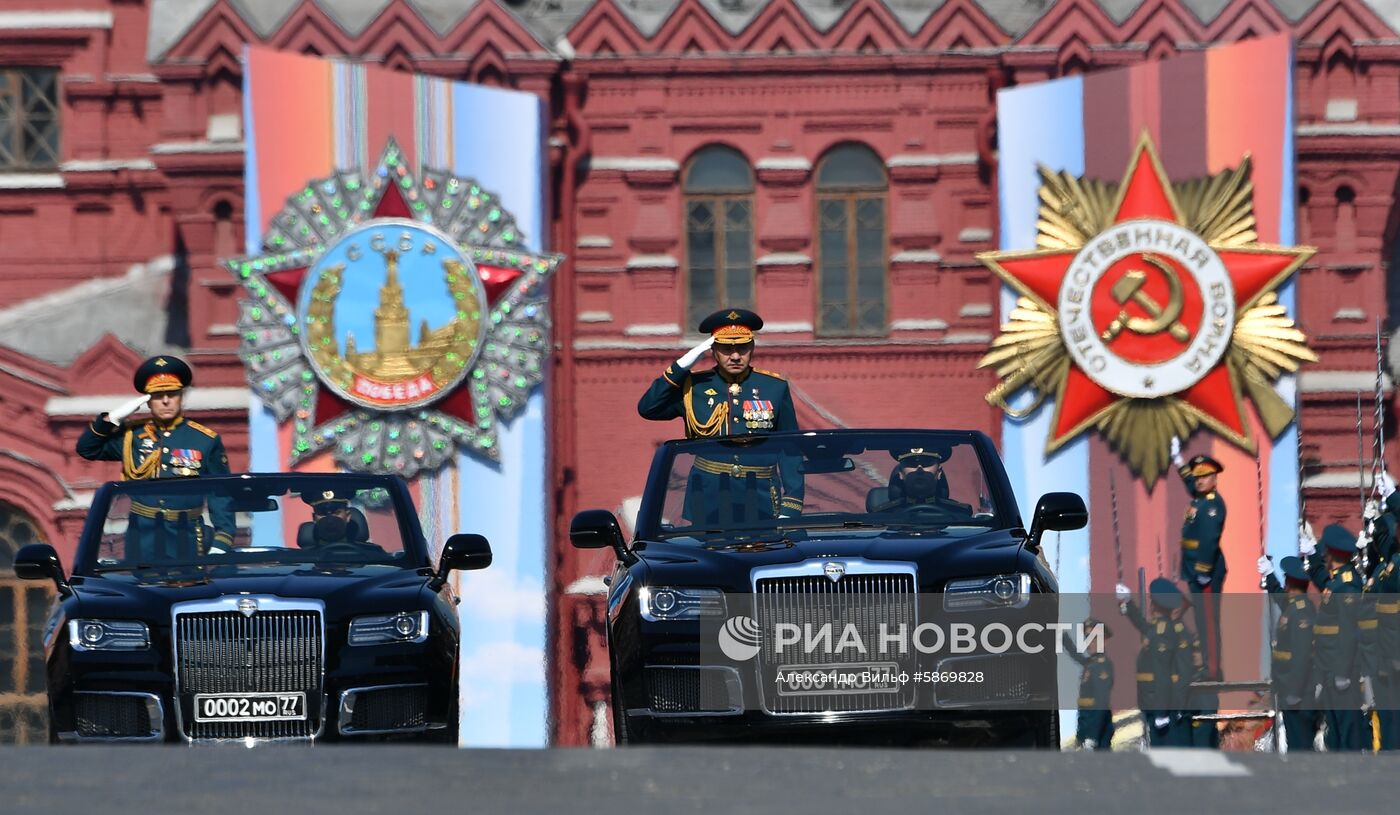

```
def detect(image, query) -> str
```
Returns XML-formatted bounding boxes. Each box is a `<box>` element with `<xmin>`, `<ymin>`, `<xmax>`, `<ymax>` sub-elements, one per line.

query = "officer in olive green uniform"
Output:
<box><xmin>1259</xmin><ymin>554</ymin><xmax>1317</xmax><ymax>751</ymax></box>
<box><xmin>1368</xmin><ymin>476</ymin><xmax>1400</xmax><ymax>749</ymax></box>
<box><xmin>1307</xmin><ymin>524</ymin><xmax>1365</xmax><ymax>751</ymax></box>
<box><xmin>76</xmin><ymin>355</ymin><xmax>234</xmax><ymax>560</ymax></box>
<box><xmin>1171</xmin><ymin>440</ymin><xmax>1226</xmax><ymax>680</ymax></box>
<box><xmin>638</xmin><ymin>309</ymin><xmax>803</xmax><ymax>524</ymax></box>
<box><xmin>1063</xmin><ymin>618</ymin><xmax>1114</xmax><ymax>750</ymax></box>
<box><xmin>1117</xmin><ymin>578</ymin><xmax>1193</xmax><ymax>747</ymax></box>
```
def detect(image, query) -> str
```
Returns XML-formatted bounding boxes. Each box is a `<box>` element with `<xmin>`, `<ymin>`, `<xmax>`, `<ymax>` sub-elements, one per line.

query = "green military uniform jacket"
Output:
<box><xmin>77</xmin><ymin>414</ymin><xmax>235</xmax><ymax>549</ymax></box>
<box><xmin>1124</xmin><ymin>602</ymin><xmax>1195</xmax><ymax>711</ymax></box>
<box><xmin>1071</xmin><ymin>650</ymin><xmax>1114</xmax><ymax>710</ymax></box>
<box><xmin>1178</xmin><ymin>466</ymin><xmax>1226</xmax><ymax>585</ymax></box>
<box><xmin>1359</xmin><ymin>500</ymin><xmax>1400</xmax><ymax>681</ymax></box>
<box><xmin>1311</xmin><ymin>561</ymin><xmax>1362</xmax><ymax>685</ymax></box>
<box><xmin>638</xmin><ymin>361</ymin><xmax>803</xmax><ymax>516</ymax></box>
<box><xmin>1263</xmin><ymin>574</ymin><xmax>1315</xmax><ymax>706</ymax></box>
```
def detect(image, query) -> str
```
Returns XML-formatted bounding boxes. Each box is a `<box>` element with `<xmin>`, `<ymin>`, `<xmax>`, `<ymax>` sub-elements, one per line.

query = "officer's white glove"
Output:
<box><xmin>1081</xmin><ymin>739</ymin><xmax>1097</xmax><ymax>750</ymax></box>
<box><xmin>1153</xmin><ymin>716</ymin><xmax>1171</xmax><ymax>729</ymax></box>
<box><xmin>1170</xmin><ymin>436</ymin><xmax>1184</xmax><ymax>468</ymax></box>
<box><xmin>1356</xmin><ymin>527</ymin><xmax>1372</xmax><ymax>552</ymax></box>
<box><xmin>1362</xmin><ymin>676</ymin><xmax>1376</xmax><ymax>711</ymax></box>
<box><xmin>104</xmin><ymin>394</ymin><xmax>150</xmax><ymax>425</ymax></box>
<box><xmin>1283</xmin><ymin>694</ymin><xmax>1303</xmax><ymax>707</ymax></box>
<box><xmin>1195</xmin><ymin>574</ymin><xmax>1211</xmax><ymax>586</ymax></box>
<box><xmin>1364</xmin><ymin>499</ymin><xmax>1381</xmax><ymax>521</ymax></box>
<box><xmin>1256</xmin><ymin>555</ymin><xmax>1272</xmax><ymax>576</ymax></box>
<box><xmin>1379</xmin><ymin>471</ymin><xmax>1398</xmax><ymax>501</ymax></box>
<box><xmin>675</xmin><ymin>336</ymin><xmax>716</xmax><ymax>369</ymax></box>
<box><xmin>1314</xmin><ymin>683</ymin><xmax>1324</xmax><ymax>702</ymax></box>
<box><xmin>1299</xmin><ymin>522</ymin><xmax>1317</xmax><ymax>557</ymax></box>
<box><xmin>1334</xmin><ymin>676</ymin><xmax>1351</xmax><ymax>692</ymax></box>
<box><xmin>1115</xmin><ymin>583</ymin><xmax>1131</xmax><ymax>602</ymax></box>
<box><xmin>778</xmin><ymin>514</ymin><xmax>794</xmax><ymax>520</ymax></box>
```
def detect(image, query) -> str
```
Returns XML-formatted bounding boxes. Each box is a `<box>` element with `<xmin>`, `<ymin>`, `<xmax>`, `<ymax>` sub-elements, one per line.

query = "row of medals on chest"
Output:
<box><xmin>707</xmin><ymin>382</ymin><xmax>773</xmax><ymax>429</ymax></box>
<box><xmin>140</xmin><ymin>432</ymin><xmax>201</xmax><ymax>476</ymax></box>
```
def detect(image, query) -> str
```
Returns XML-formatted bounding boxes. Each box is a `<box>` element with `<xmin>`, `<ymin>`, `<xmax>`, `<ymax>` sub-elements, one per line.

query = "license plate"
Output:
<box><xmin>194</xmin><ymin>692</ymin><xmax>306</xmax><ymax>722</ymax></box>
<box><xmin>773</xmin><ymin>662</ymin><xmax>902</xmax><ymax>696</ymax></box>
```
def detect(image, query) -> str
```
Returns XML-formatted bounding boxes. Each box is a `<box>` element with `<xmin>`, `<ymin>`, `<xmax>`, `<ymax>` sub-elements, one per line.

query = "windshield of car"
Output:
<box><xmin>80</xmin><ymin>477</ymin><xmax>416</xmax><ymax>574</ymax></box>
<box><xmin>644</xmin><ymin>432</ymin><xmax>1003</xmax><ymax>541</ymax></box>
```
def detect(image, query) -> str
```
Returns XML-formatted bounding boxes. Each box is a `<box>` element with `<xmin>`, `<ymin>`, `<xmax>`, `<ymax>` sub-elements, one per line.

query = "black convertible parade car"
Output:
<box><xmin>13</xmin><ymin>473</ymin><xmax>490</xmax><ymax>744</ymax></box>
<box><xmin>572</xmin><ymin>429</ymin><xmax>1087</xmax><ymax>747</ymax></box>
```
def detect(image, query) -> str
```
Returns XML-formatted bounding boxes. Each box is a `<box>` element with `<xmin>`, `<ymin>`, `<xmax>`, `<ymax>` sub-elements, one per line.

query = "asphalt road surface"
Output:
<box><xmin>0</xmin><ymin>746</ymin><xmax>1386</xmax><ymax>815</ymax></box>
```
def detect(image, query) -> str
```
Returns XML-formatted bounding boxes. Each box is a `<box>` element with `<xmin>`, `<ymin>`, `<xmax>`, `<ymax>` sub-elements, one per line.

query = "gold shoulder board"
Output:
<box><xmin>186</xmin><ymin>420</ymin><xmax>219</xmax><ymax>438</ymax></box>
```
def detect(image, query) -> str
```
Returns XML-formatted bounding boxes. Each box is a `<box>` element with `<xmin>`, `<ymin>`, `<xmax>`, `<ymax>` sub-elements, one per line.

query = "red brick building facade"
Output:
<box><xmin>0</xmin><ymin>0</ymin><xmax>1396</xmax><ymax>744</ymax></box>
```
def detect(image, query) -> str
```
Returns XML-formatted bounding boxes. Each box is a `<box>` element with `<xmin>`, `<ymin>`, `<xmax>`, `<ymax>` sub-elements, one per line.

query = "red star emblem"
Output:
<box><xmin>981</xmin><ymin>134</ymin><xmax>1312</xmax><ymax>457</ymax></box>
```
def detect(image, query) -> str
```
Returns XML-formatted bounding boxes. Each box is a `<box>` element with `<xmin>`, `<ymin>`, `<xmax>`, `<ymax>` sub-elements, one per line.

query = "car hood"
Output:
<box><xmin>67</xmin><ymin>566</ymin><xmax>433</xmax><ymax>620</ymax></box>
<box><xmin>633</xmin><ymin>528</ymin><xmax>1026</xmax><ymax>590</ymax></box>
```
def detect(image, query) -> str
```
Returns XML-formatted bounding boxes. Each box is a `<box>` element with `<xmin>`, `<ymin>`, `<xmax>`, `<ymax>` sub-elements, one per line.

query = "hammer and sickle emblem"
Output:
<box><xmin>1099</xmin><ymin>254</ymin><xmax>1190</xmax><ymax>343</ymax></box>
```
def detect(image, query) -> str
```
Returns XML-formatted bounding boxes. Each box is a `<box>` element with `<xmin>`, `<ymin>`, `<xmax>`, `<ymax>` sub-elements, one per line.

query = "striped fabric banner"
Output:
<box><xmin>996</xmin><ymin>35</ymin><xmax>1299</xmax><ymax>731</ymax></box>
<box><xmin>242</xmin><ymin>46</ymin><xmax>549</xmax><ymax>747</ymax></box>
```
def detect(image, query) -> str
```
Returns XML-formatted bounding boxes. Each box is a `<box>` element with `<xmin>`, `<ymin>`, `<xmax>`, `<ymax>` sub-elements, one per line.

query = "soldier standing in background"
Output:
<box><xmin>1259</xmin><ymin>552</ymin><xmax>1318</xmax><ymax>751</ymax></box>
<box><xmin>1308</xmin><ymin>524</ymin><xmax>1365</xmax><ymax>751</ymax></box>
<box><xmin>1356</xmin><ymin>472</ymin><xmax>1400</xmax><ymax>750</ymax></box>
<box><xmin>1170</xmin><ymin>438</ymin><xmax>1226</xmax><ymax>680</ymax></box>
<box><xmin>1063</xmin><ymin>618</ymin><xmax>1114</xmax><ymax>750</ymax></box>
<box><xmin>1117</xmin><ymin>578</ymin><xmax>1191</xmax><ymax>747</ymax></box>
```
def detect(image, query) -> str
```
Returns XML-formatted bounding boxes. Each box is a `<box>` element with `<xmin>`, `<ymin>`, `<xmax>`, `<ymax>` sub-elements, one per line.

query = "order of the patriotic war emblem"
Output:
<box><xmin>228</xmin><ymin>140</ymin><xmax>561</xmax><ymax>476</ymax></box>
<box><xmin>977</xmin><ymin>133</ymin><xmax>1315</xmax><ymax>485</ymax></box>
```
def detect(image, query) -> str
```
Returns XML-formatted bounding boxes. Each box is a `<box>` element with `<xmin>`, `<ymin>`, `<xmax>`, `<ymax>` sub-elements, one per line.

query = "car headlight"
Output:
<box><xmin>639</xmin><ymin>587</ymin><xmax>726</xmax><ymax>621</ymax></box>
<box><xmin>348</xmin><ymin>611</ymin><xmax>429</xmax><ymax>645</ymax></box>
<box><xmin>68</xmin><ymin>619</ymin><xmax>149</xmax><ymax>651</ymax></box>
<box><xmin>943</xmin><ymin>573</ymin><xmax>1032</xmax><ymax>611</ymax></box>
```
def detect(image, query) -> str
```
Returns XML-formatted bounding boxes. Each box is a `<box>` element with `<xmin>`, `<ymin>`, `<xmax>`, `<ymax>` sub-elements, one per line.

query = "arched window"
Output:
<box><xmin>816</xmin><ymin>144</ymin><xmax>887</xmax><ymax>336</ymax></box>
<box><xmin>0</xmin><ymin>502</ymin><xmax>52</xmax><ymax>743</ymax></box>
<box><xmin>683</xmin><ymin>146</ymin><xmax>754</xmax><ymax>330</ymax></box>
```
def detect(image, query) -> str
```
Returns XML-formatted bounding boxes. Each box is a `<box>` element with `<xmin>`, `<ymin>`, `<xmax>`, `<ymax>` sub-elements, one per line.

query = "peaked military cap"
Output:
<box><xmin>892</xmin><ymin>445</ymin><xmax>951</xmax><ymax>467</ymax></box>
<box><xmin>1279</xmin><ymin>555</ymin><xmax>1310</xmax><ymax>585</ymax></box>
<box><xmin>133</xmin><ymin>355</ymin><xmax>192</xmax><ymax>394</ymax></box>
<box><xmin>698</xmin><ymin>308</ymin><xmax>764</xmax><ymax>345</ymax></box>
<box><xmin>1321</xmin><ymin>523</ymin><xmax>1357</xmax><ymax>557</ymax></box>
<box><xmin>1185</xmin><ymin>454</ymin><xmax>1223</xmax><ymax>477</ymax></box>
<box><xmin>301</xmin><ymin>486</ymin><xmax>354</xmax><ymax>511</ymax></box>
<box><xmin>1148</xmin><ymin>577</ymin><xmax>1184</xmax><ymax>609</ymax></box>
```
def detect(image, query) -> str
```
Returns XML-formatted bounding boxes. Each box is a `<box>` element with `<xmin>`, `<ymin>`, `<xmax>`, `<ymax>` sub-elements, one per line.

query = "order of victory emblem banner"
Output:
<box><xmin>229</xmin><ymin>139</ymin><xmax>561</xmax><ymax>477</ymax></box>
<box><xmin>977</xmin><ymin>132</ymin><xmax>1315</xmax><ymax>485</ymax></box>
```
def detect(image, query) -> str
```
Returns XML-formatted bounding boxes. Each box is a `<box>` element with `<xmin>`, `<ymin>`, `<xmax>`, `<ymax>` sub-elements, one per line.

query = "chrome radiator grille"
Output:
<box><xmin>174</xmin><ymin>608</ymin><xmax>323</xmax><ymax>740</ymax></box>
<box><xmin>754</xmin><ymin>572</ymin><xmax>917</xmax><ymax>714</ymax></box>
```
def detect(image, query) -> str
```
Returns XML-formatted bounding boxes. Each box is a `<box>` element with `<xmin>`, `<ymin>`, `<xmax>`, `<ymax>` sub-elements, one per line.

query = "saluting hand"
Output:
<box><xmin>1170</xmin><ymin>436</ymin><xmax>1184</xmax><ymax>468</ymax></box>
<box><xmin>1256</xmin><ymin>555</ymin><xmax>1272</xmax><ymax>576</ymax></box>
<box><xmin>1378</xmin><ymin>470</ymin><xmax>1398</xmax><ymax>501</ymax></box>
<box><xmin>105</xmin><ymin>394</ymin><xmax>150</xmax><ymax>425</ymax></box>
<box><xmin>676</xmin><ymin>336</ymin><xmax>716</xmax><ymax>369</ymax></box>
<box><xmin>1114</xmin><ymin>583</ymin><xmax>1131</xmax><ymax>602</ymax></box>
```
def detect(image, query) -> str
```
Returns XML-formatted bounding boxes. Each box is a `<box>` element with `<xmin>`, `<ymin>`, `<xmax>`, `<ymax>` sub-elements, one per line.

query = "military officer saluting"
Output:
<box><xmin>1258</xmin><ymin>553</ymin><xmax>1318</xmax><ymax>751</ymax></box>
<box><xmin>76</xmin><ymin>355</ymin><xmax>235</xmax><ymax>557</ymax></box>
<box><xmin>1170</xmin><ymin>438</ymin><xmax>1226</xmax><ymax>680</ymax></box>
<box><xmin>1116</xmin><ymin>577</ymin><xmax>1195</xmax><ymax>747</ymax></box>
<box><xmin>638</xmin><ymin>309</ymin><xmax>803</xmax><ymax>522</ymax></box>
<box><xmin>1063</xmin><ymin>617</ymin><xmax>1115</xmax><ymax>750</ymax></box>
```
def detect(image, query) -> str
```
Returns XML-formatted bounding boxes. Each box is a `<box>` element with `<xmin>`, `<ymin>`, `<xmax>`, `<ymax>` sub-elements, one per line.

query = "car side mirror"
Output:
<box><xmin>1027</xmin><ymin>492</ymin><xmax>1088</xmax><ymax>553</ymax></box>
<box><xmin>14</xmin><ymin>543</ymin><xmax>71</xmax><ymax>596</ymax></box>
<box><xmin>430</xmin><ymin>533</ymin><xmax>492</xmax><ymax>589</ymax></box>
<box><xmin>570</xmin><ymin>509</ymin><xmax>636</xmax><ymax>565</ymax></box>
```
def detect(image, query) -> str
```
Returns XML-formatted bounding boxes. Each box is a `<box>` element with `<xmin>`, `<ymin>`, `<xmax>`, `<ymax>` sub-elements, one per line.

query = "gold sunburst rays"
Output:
<box><xmin>980</xmin><ymin>298</ymin><xmax>1071</xmax><ymax>418</ymax></box>
<box><xmin>1034</xmin><ymin>167</ymin><xmax>1118</xmax><ymax>250</ymax></box>
<box><xmin>1228</xmin><ymin>291</ymin><xmax>1319</xmax><ymax>436</ymax></box>
<box><xmin>1175</xmin><ymin>155</ymin><xmax>1258</xmax><ymax>248</ymax></box>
